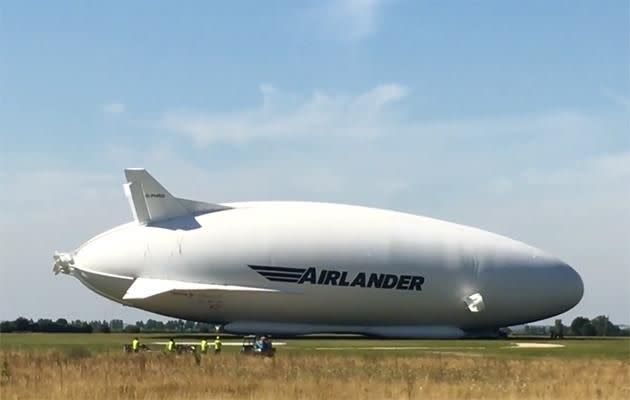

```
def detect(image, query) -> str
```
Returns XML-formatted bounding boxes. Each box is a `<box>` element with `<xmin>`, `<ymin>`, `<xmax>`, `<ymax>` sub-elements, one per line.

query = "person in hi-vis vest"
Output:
<box><xmin>214</xmin><ymin>336</ymin><xmax>222</xmax><ymax>354</ymax></box>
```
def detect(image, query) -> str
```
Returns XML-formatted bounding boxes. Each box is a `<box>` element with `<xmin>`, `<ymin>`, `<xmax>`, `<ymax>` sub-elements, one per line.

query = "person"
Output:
<box><xmin>166</xmin><ymin>337</ymin><xmax>175</xmax><ymax>353</ymax></box>
<box><xmin>260</xmin><ymin>336</ymin><xmax>269</xmax><ymax>352</ymax></box>
<box><xmin>262</xmin><ymin>336</ymin><xmax>271</xmax><ymax>352</ymax></box>
<box><xmin>132</xmin><ymin>337</ymin><xmax>140</xmax><ymax>353</ymax></box>
<box><xmin>200</xmin><ymin>338</ymin><xmax>209</xmax><ymax>354</ymax></box>
<box><xmin>214</xmin><ymin>336</ymin><xmax>222</xmax><ymax>354</ymax></box>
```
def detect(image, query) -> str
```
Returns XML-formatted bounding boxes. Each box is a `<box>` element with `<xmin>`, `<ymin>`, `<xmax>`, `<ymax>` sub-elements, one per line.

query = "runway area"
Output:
<box><xmin>0</xmin><ymin>332</ymin><xmax>626</xmax><ymax>358</ymax></box>
<box><xmin>1</xmin><ymin>333</ymin><xmax>628</xmax><ymax>400</ymax></box>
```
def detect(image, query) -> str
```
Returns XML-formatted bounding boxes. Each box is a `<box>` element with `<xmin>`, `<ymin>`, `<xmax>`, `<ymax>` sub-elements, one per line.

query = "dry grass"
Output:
<box><xmin>1</xmin><ymin>350</ymin><xmax>628</xmax><ymax>400</ymax></box>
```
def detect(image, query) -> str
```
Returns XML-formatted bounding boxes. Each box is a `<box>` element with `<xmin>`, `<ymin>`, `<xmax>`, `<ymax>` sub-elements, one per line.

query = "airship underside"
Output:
<box><xmin>53</xmin><ymin>169</ymin><xmax>583</xmax><ymax>338</ymax></box>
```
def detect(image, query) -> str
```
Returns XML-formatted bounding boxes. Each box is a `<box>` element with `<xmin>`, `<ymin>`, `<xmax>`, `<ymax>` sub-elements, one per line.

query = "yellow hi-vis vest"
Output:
<box><xmin>214</xmin><ymin>338</ymin><xmax>222</xmax><ymax>350</ymax></box>
<box><xmin>167</xmin><ymin>341</ymin><xmax>174</xmax><ymax>352</ymax></box>
<box><xmin>132</xmin><ymin>339</ymin><xmax>139</xmax><ymax>351</ymax></box>
<box><xmin>200</xmin><ymin>340</ymin><xmax>208</xmax><ymax>352</ymax></box>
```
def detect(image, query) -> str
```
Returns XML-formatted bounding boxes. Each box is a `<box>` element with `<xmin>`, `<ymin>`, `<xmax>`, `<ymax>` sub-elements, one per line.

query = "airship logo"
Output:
<box><xmin>249</xmin><ymin>265</ymin><xmax>425</xmax><ymax>291</ymax></box>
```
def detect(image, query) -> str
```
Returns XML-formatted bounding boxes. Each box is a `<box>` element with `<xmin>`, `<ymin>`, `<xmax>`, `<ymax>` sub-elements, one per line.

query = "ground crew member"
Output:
<box><xmin>167</xmin><ymin>337</ymin><xmax>175</xmax><ymax>353</ymax></box>
<box><xmin>200</xmin><ymin>338</ymin><xmax>209</xmax><ymax>354</ymax></box>
<box><xmin>132</xmin><ymin>337</ymin><xmax>140</xmax><ymax>353</ymax></box>
<box><xmin>214</xmin><ymin>336</ymin><xmax>222</xmax><ymax>354</ymax></box>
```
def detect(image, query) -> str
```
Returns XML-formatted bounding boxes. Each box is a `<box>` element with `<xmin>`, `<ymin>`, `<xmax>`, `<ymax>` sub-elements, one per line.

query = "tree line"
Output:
<box><xmin>0</xmin><ymin>317</ymin><xmax>215</xmax><ymax>334</ymax></box>
<box><xmin>0</xmin><ymin>315</ymin><xmax>628</xmax><ymax>336</ymax></box>
<box><xmin>513</xmin><ymin>315</ymin><xmax>629</xmax><ymax>337</ymax></box>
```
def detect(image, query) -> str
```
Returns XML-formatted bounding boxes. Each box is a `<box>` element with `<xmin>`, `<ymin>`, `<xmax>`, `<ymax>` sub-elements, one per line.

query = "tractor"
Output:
<box><xmin>240</xmin><ymin>335</ymin><xmax>275</xmax><ymax>357</ymax></box>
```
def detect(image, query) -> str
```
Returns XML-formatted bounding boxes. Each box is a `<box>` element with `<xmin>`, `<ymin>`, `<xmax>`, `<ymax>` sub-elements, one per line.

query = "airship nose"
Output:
<box><xmin>541</xmin><ymin>258</ymin><xmax>584</xmax><ymax>313</ymax></box>
<box><xmin>478</xmin><ymin>252</ymin><xmax>584</xmax><ymax>324</ymax></box>
<box><xmin>561</xmin><ymin>262</ymin><xmax>584</xmax><ymax>310</ymax></box>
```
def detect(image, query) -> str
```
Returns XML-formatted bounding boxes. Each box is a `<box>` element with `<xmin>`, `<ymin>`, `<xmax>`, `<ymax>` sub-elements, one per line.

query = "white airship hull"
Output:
<box><xmin>54</xmin><ymin>169</ymin><xmax>584</xmax><ymax>338</ymax></box>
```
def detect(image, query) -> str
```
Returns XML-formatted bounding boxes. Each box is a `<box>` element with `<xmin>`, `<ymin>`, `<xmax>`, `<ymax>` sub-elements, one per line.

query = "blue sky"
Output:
<box><xmin>1</xmin><ymin>1</ymin><xmax>628</xmax><ymax>324</ymax></box>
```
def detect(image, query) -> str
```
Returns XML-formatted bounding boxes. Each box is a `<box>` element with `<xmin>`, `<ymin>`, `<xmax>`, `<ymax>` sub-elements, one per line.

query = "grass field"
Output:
<box><xmin>1</xmin><ymin>333</ymin><xmax>629</xmax><ymax>399</ymax></box>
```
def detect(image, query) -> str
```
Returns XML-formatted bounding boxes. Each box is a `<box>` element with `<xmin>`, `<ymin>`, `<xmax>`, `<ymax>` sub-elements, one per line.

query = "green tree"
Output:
<box><xmin>89</xmin><ymin>320</ymin><xmax>110</xmax><ymax>332</ymax></box>
<box><xmin>570</xmin><ymin>317</ymin><xmax>590</xmax><ymax>336</ymax></box>
<box><xmin>98</xmin><ymin>320</ymin><xmax>111</xmax><ymax>333</ymax></box>
<box><xmin>184</xmin><ymin>320</ymin><xmax>195</xmax><ymax>332</ymax></box>
<box><xmin>551</xmin><ymin>319</ymin><xmax>565</xmax><ymax>339</ymax></box>
<box><xmin>34</xmin><ymin>319</ymin><xmax>55</xmax><ymax>332</ymax></box>
<box><xmin>123</xmin><ymin>325</ymin><xmax>140</xmax><ymax>333</ymax></box>
<box><xmin>145</xmin><ymin>319</ymin><xmax>165</xmax><ymax>331</ymax></box>
<box><xmin>109</xmin><ymin>319</ymin><xmax>124</xmax><ymax>331</ymax></box>
<box><xmin>591</xmin><ymin>315</ymin><xmax>621</xmax><ymax>336</ymax></box>
<box><xmin>165</xmin><ymin>320</ymin><xmax>179</xmax><ymax>331</ymax></box>
<box><xmin>55</xmin><ymin>318</ymin><xmax>69</xmax><ymax>327</ymax></box>
<box><xmin>0</xmin><ymin>321</ymin><xmax>15</xmax><ymax>332</ymax></box>
<box><xmin>14</xmin><ymin>317</ymin><xmax>33</xmax><ymax>331</ymax></box>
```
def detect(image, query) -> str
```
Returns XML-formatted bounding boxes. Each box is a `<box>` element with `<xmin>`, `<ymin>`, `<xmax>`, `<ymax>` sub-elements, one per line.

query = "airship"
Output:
<box><xmin>53</xmin><ymin>169</ymin><xmax>583</xmax><ymax>338</ymax></box>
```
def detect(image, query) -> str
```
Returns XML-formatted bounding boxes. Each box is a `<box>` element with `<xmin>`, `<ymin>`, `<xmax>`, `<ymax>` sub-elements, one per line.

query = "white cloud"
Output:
<box><xmin>522</xmin><ymin>151</ymin><xmax>630</xmax><ymax>186</ymax></box>
<box><xmin>314</xmin><ymin>0</ymin><xmax>387</xmax><ymax>41</ymax></box>
<box><xmin>102</xmin><ymin>102</ymin><xmax>126</xmax><ymax>114</ymax></box>
<box><xmin>602</xmin><ymin>88</ymin><xmax>630</xmax><ymax>110</ymax></box>
<box><xmin>158</xmin><ymin>83</ymin><xmax>622</xmax><ymax>167</ymax></box>
<box><xmin>159</xmin><ymin>83</ymin><xmax>408</xmax><ymax>145</ymax></box>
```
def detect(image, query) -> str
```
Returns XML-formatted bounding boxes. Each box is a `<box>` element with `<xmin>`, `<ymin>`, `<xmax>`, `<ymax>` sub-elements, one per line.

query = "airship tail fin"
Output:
<box><xmin>123</xmin><ymin>168</ymin><xmax>230</xmax><ymax>224</ymax></box>
<box><xmin>122</xmin><ymin>277</ymin><xmax>281</xmax><ymax>300</ymax></box>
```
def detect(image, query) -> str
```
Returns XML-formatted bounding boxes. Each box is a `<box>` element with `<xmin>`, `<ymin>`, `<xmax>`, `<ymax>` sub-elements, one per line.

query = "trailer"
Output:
<box><xmin>122</xmin><ymin>343</ymin><xmax>151</xmax><ymax>353</ymax></box>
